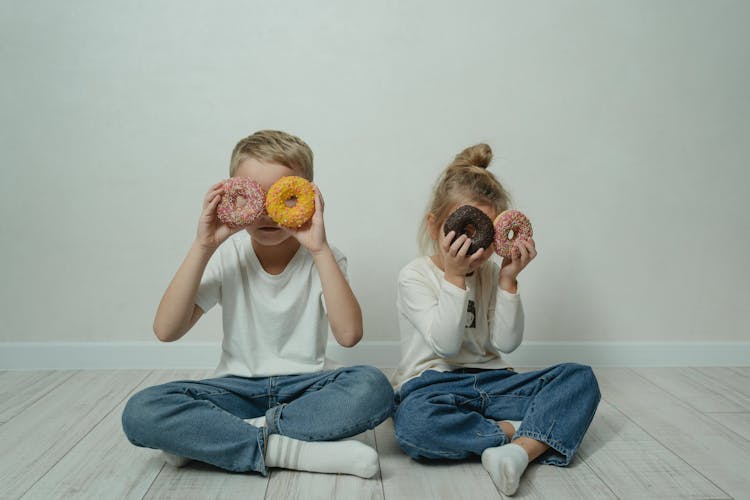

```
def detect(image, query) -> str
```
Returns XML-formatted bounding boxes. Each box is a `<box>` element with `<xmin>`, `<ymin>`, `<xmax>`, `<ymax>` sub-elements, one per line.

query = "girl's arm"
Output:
<box><xmin>488</xmin><ymin>237</ymin><xmax>537</xmax><ymax>353</ymax></box>
<box><xmin>398</xmin><ymin>231</ymin><xmax>491</xmax><ymax>358</ymax></box>
<box><xmin>488</xmin><ymin>286</ymin><xmax>524</xmax><ymax>353</ymax></box>
<box><xmin>398</xmin><ymin>268</ymin><xmax>468</xmax><ymax>358</ymax></box>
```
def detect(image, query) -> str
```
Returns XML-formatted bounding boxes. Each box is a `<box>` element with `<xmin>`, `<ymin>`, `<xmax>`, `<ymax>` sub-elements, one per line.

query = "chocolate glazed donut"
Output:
<box><xmin>442</xmin><ymin>205</ymin><xmax>495</xmax><ymax>255</ymax></box>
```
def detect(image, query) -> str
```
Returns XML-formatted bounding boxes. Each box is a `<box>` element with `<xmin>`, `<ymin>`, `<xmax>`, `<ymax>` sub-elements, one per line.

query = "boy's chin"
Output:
<box><xmin>247</xmin><ymin>227</ymin><xmax>293</xmax><ymax>246</ymax></box>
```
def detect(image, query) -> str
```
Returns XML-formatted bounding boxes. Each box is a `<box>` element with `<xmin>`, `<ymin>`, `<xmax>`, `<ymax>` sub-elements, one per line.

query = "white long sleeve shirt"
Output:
<box><xmin>392</xmin><ymin>256</ymin><xmax>524</xmax><ymax>389</ymax></box>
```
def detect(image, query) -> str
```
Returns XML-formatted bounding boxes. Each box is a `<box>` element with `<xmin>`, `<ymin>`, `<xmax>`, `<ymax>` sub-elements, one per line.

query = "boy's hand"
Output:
<box><xmin>499</xmin><ymin>237</ymin><xmax>537</xmax><ymax>292</ymax></box>
<box><xmin>288</xmin><ymin>184</ymin><xmax>329</xmax><ymax>255</ymax></box>
<box><xmin>439</xmin><ymin>230</ymin><xmax>492</xmax><ymax>287</ymax></box>
<box><xmin>195</xmin><ymin>181</ymin><xmax>243</xmax><ymax>251</ymax></box>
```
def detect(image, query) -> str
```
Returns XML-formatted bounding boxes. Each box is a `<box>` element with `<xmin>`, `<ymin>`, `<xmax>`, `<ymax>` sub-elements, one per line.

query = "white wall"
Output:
<box><xmin>1</xmin><ymin>1</ymin><xmax>749</xmax><ymax>346</ymax></box>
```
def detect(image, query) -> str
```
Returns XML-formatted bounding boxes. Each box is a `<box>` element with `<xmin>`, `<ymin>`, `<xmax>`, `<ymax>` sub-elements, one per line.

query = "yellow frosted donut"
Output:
<box><xmin>265</xmin><ymin>176</ymin><xmax>316</xmax><ymax>228</ymax></box>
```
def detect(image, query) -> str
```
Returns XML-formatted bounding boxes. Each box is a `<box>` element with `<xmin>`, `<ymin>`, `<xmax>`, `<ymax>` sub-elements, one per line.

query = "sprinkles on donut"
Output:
<box><xmin>216</xmin><ymin>177</ymin><xmax>266</xmax><ymax>228</ymax></box>
<box><xmin>265</xmin><ymin>176</ymin><xmax>316</xmax><ymax>228</ymax></box>
<box><xmin>443</xmin><ymin>205</ymin><xmax>495</xmax><ymax>255</ymax></box>
<box><xmin>493</xmin><ymin>209</ymin><xmax>533</xmax><ymax>257</ymax></box>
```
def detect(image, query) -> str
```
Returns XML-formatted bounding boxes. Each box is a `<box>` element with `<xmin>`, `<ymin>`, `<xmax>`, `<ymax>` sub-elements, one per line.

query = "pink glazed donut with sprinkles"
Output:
<box><xmin>493</xmin><ymin>210</ymin><xmax>533</xmax><ymax>257</ymax></box>
<box><xmin>216</xmin><ymin>177</ymin><xmax>266</xmax><ymax>228</ymax></box>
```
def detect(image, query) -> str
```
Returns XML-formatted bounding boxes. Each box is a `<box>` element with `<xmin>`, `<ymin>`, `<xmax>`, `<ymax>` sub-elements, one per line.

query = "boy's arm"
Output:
<box><xmin>313</xmin><ymin>248</ymin><xmax>363</xmax><ymax>347</ymax></box>
<box><xmin>153</xmin><ymin>243</ymin><xmax>211</xmax><ymax>342</ymax></box>
<box><xmin>289</xmin><ymin>185</ymin><xmax>363</xmax><ymax>347</ymax></box>
<box><xmin>153</xmin><ymin>181</ymin><xmax>239</xmax><ymax>342</ymax></box>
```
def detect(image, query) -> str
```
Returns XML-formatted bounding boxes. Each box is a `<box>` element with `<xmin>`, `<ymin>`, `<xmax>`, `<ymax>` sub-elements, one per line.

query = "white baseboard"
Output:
<box><xmin>1</xmin><ymin>341</ymin><xmax>749</xmax><ymax>370</ymax></box>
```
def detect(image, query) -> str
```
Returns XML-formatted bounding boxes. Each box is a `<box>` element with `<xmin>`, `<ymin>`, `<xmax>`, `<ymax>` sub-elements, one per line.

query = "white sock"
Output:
<box><xmin>244</xmin><ymin>416</ymin><xmax>267</xmax><ymax>427</ymax></box>
<box><xmin>161</xmin><ymin>451</ymin><xmax>191</xmax><ymax>468</ymax></box>
<box><xmin>264</xmin><ymin>434</ymin><xmax>379</xmax><ymax>478</ymax></box>
<box><xmin>481</xmin><ymin>443</ymin><xmax>529</xmax><ymax>496</ymax></box>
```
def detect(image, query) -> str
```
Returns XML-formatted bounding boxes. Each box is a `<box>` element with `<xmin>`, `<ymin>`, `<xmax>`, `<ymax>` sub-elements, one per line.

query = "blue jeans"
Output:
<box><xmin>121</xmin><ymin>365</ymin><xmax>394</xmax><ymax>475</ymax></box>
<box><xmin>393</xmin><ymin>363</ymin><xmax>600</xmax><ymax>465</ymax></box>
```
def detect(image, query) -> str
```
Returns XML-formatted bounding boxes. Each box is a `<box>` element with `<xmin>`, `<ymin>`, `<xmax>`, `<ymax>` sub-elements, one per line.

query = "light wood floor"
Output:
<box><xmin>2</xmin><ymin>367</ymin><xmax>749</xmax><ymax>499</ymax></box>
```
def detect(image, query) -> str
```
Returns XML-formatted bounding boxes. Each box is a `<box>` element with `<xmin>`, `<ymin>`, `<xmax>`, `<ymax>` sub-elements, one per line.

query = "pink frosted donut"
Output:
<box><xmin>493</xmin><ymin>210</ymin><xmax>533</xmax><ymax>257</ymax></box>
<box><xmin>216</xmin><ymin>177</ymin><xmax>266</xmax><ymax>228</ymax></box>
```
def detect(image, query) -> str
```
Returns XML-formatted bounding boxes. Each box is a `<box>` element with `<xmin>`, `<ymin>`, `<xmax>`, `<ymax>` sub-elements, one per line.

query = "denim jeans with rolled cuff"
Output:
<box><xmin>122</xmin><ymin>365</ymin><xmax>394</xmax><ymax>475</ymax></box>
<box><xmin>393</xmin><ymin>363</ymin><xmax>601</xmax><ymax>465</ymax></box>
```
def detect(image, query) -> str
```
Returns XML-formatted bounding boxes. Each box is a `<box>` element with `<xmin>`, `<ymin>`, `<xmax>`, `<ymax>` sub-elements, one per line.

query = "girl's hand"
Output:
<box><xmin>499</xmin><ymin>237</ymin><xmax>537</xmax><ymax>291</ymax></box>
<box><xmin>288</xmin><ymin>184</ymin><xmax>329</xmax><ymax>255</ymax></box>
<box><xmin>439</xmin><ymin>230</ymin><xmax>492</xmax><ymax>286</ymax></box>
<box><xmin>195</xmin><ymin>181</ymin><xmax>243</xmax><ymax>251</ymax></box>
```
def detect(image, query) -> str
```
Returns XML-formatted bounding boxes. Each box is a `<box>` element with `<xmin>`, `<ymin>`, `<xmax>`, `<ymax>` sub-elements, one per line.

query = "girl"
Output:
<box><xmin>392</xmin><ymin>144</ymin><xmax>601</xmax><ymax>496</ymax></box>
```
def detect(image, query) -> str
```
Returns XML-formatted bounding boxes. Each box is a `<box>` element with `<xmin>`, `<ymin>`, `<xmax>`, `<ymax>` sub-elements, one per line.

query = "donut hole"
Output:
<box><xmin>285</xmin><ymin>196</ymin><xmax>298</xmax><ymax>208</ymax></box>
<box><xmin>507</xmin><ymin>229</ymin><xmax>515</xmax><ymax>240</ymax></box>
<box><xmin>235</xmin><ymin>196</ymin><xmax>248</xmax><ymax>209</ymax></box>
<box><xmin>463</xmin><ymin>224</ymin><xmax>477</xmax><ymax>239</ymax></box>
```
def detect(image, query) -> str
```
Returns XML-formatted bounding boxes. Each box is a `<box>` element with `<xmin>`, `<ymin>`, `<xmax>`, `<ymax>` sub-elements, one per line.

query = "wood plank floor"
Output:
<box><xmin>1</xmin><ymin>368</ymin><xmax>748</xmax><ymax>499</ymax></box>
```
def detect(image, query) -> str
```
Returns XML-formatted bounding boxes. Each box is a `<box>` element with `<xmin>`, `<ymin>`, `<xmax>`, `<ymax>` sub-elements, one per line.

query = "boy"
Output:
<box><xmin>122</xmin><ymin>130</ymin><xmax>393</xmax><ymax>477</ymax></box>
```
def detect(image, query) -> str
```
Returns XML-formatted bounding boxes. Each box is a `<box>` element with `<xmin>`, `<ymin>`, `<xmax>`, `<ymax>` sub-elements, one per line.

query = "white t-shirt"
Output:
<box><xmin>392</xmin><ymin>256</ymin><xmax>524</xmax><ymax>388</ymax></box>
<box><xmin>195</xmin><ymin>232</ymin><xmax>347</xmax><ymax>378</ymax></box>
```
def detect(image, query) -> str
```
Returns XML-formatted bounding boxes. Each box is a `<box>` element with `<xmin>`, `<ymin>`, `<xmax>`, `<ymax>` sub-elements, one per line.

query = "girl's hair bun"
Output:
<box><xmin>417</xmin><ymin>141</ymin><xmax>509</xmax><ymax>255</ymax></box>
<box><xmin>453</xmin><ymin>143</ymin><xmax>492</xmax><ymax>169</ymax></box>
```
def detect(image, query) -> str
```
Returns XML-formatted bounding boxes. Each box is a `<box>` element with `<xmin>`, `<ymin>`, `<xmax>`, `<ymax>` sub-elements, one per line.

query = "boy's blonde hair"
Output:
<box><xmin>230</xmin><ymin>130</ymin><xmax>314</xmax><ymax>180</ymax></box>
<box><xmin>418</xmin><ymin>143</ymin><xmax>512</xmax><ymax>255</ymax></box>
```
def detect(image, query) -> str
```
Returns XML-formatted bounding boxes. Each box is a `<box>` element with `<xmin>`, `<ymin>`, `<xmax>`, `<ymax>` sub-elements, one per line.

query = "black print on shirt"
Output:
<box><xmin>466</xmin><ymin>300</ymin><xmax>476</xmax><ymax>329</ymax></box>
